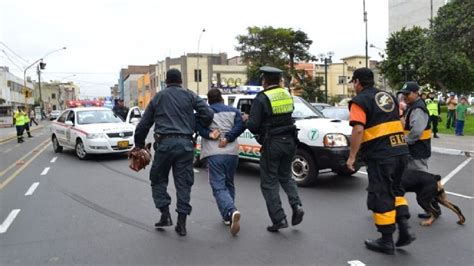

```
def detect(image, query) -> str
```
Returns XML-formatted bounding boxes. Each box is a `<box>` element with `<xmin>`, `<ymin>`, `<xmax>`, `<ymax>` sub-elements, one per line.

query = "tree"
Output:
<box><xmin>235</xmin><ymin>26</ymin><xmax>315</xmax><ymax>85</ymax></box>
<box><xmin>298</xmin><ymin>76</ymin><xmax>324</xmax><ymax>103</ymax></box>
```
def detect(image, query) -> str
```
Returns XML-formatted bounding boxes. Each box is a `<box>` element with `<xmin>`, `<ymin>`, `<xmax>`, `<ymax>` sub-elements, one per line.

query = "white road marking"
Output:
<box><xmin>25</xmin><ymin>182</ymin><xmax>40</xmax><ymax>196</ymax></box>
<box><xmin>357</xmin><ymin>171</ymin><xmax>367</xmax><ymax>175</ymax></box>
<box><xmin>446</xmin><ymin>191</ymin><xmax>474</xmax><ymax>200</ymax></box>
<box><xmin>0</xmin><ymin>209</ymin><xmax>21</xmax><ymax>234</ymax></box>
<box><xmin>193</xmin><ymin>169</ymin><xmax>199</xmax><ymax>173</ymax></box>
<box><xmin>441</xmin><ymin>158</ymin><xmax>472</xmax><ymax>185</ymax></box>
<box><xmin>50</xmin><ymin>156</ymin><xmax>58</xmax><ymax>163</ymax></box>
<box><xmin>40</xmin><ymin>167</ymin><xmax>50</xmax><ymax>176</ymax></box>
<box><xmin>348</xmin><ymin>260</ymin><xmax>366</xmax><ymax>266</ymax></box>
<box><xmin>3</xmin><ymin>148</ymin><xmax>12</xmax><ymax>153</ymax></box>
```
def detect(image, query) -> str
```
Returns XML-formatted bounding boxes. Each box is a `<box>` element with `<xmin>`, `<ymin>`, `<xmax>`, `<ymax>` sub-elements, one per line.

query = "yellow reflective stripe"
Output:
<box><xmin>373</xmin><ymin>210</ymin><xmax>396</xmax><ymax>225</ymax></box>
<box><xmin>403</xmin><ymin>129</ymin><xmax>431</xmax><ymax>140</ymax></box>
<box><xmin>264</xmin><ymin>88</ymin><xmax>294</xmax><ymax>114</ymax></box>
<box><xmin>363</xmin><ymin>121</ymin><xmax>404</xmax><ymax>143</ymax></box>
<box><xmin>395</xmin><ymin>196</ymin><xmax>408</xmax><ymax>207</ymax></box>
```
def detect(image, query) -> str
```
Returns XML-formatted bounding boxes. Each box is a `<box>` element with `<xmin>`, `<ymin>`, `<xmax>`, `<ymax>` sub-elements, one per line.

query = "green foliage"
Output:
<box><xmin>235</xmin><ymin>26</ymin><xmax>315</xmax><ymax>85</ymax></box>
<box><xmin>381</xmin><ymin>0</ymin><xmax>474</xmax><ymax>94</ymax></box>
<box><xmin>299</xmin><ymin>76</ymin><xmax>324</xmax><ymax>103</ymax></box>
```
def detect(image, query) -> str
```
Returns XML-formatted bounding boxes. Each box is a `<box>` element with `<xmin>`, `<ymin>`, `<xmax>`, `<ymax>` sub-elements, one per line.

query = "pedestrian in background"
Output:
<box><xmin>246</xmin><ymin>66</ymin><xmax>304</xmax><ymax>233</ymax></box>
<box><xmin>455</xmin><ymin>96</ymin><xmax>468</xmax><ymax>136</ymax></box>
<box><xmin>196</xmin><ymin>88</ymin><xmax>245</xmax><ymax>236</ymax></box>
<box><xmin>29</xmin><ymin>108</ymin><xmax>38</xmax><ymax>126</ymax></box>
<box><xmin>446</xmin><ymin>92</ymin><xmax>457</xmax><ymax>129</ymax></box>
<box><xmin>133</xmin><ymin>69</ymin><xmax>213</xmax><ymax>236</ymax></box>
<box><xmin>347</xmin><ymin>68</ymin><xmax>415</xmax><ymax>255</ymax></box>
<box><xmin>425</xmin><ymin>91</ymin><xmax>441</xmax><ymax>138</ymax></box>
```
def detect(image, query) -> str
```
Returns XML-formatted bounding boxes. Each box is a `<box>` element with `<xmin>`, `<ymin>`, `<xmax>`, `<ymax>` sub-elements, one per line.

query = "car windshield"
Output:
<box><xmin>77</xmin><ymin>110</ymin><xmax>123</xmax><ymax>125</ymax></box>
<box><xmin>292</xmin><ymin>97</ymin><xmax>324</xmax><ymax>119</ymax></box>
<box><xmin>322</xmin><ymin>108</ymin><xmax>350</xmax><ymax>120</ymax></box>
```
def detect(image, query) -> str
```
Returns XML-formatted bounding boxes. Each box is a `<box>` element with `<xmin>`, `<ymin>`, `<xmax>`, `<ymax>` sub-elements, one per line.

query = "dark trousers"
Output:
<box><xmin>30</xmin><ymin>118</ymin><xmax>38</xmax><ymax>126</ymax></box>
<box><xmin>207</xmin><ymin>154</ymin><xmax>239</xmax><ymax>221</ymax></box>
<box><xmin>260</xmin><ymin>136</ymin><xmax>301</xmax><ymax>224</ymax></box>
<box><xmin>455</xmin><ymin>120</ymin><xmax>465</xmax><ymax>136</ymax></box>
<box><xmin>446</xmin><ymin>110</ymin><xmax>456</xmax><ymax>129</ymax></box>
<box><xmin>16</xmin><ymin>125</ymin><xmax>24</xmax><ymax>141</ymax></box>
<box><xmin>429</xmin><ymin>115</ymin><xmax>439</xmax><ymax>134</ymax></box>
<box><xmin>366</xmin><ymin>154</ymin><xmax>410</xmax><ymax>234</ymax></box>
<box><xmin>149</xmin><ymin>138</ymin><xmax>194</xmax><ymax>215</ymax></box>
<box><xmin>24</xmin><ymin>122</ymin><xmax>31</xmax><ymax>136</ymax></box>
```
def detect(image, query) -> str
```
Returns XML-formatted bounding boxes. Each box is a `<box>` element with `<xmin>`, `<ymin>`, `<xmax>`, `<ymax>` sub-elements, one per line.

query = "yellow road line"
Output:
<box><xmin>0</xmin><ymin>142</ymin><xmax>51</xmax><ymax>190</ymax></box>
<box><xmin>0</xmin><ymin>138</ymin><xmax>50</xmax><ymax>177</ymax></box>
<box><xmin>0</xmin><ymin>126</ymin><xmax>44</xmax><ymax>145</ymax></box>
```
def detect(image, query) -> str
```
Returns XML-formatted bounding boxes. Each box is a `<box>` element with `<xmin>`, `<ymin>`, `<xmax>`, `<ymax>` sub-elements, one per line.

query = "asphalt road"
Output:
<box><xmin>1</xmin><ymin>126</ymin><xmax>473</xmax><ymax>265</ymax></box>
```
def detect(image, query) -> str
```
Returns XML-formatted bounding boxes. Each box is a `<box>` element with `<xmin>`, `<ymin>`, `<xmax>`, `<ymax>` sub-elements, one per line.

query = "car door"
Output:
<box><xmin>126</xmin><ymin>107</ymin><xmax>142</xmax><ymax>125</ymax></box>
<box><xmin>55</xmin><ymin>111</ymin><xmax>69</xmax><ymax>145</ymax></box>
<box><xmin>235</xmin><ymin>98</ymin><xmax>261</xmax><ymax>160</ymax></box>
<box><xmin>65</xmin><ymin>111</ymin><xmax>76</xmax><ymax>146</ymax></box>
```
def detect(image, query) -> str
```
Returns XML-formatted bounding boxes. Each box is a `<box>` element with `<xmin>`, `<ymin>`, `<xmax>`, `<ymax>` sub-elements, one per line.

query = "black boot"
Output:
<box><xmin>396</xmin><ymin>219</ymin><xmax>416</xmax><ymax>247</ymax></box>
<box><xmin>175</xmin><ymin>213</ymin><xmax>187</xmax><ymax>236</ymax></box>
<box><xmin>155</xmin><ymin>207</ymin><xmax>172</xmax><ymax>227</ymax></box>
<box><xmin>365</xmin><ymin>236</ymin><xmax>395</xmax><ymax>255</ymax></box>
<box><xmin>267</xmin><ymin>218</ymin><xmax>289</xmax><ymax>232</ymax></box>
<box><xmin>291</xmin><ymin>205</ymin><xmax>304</xmax><ymax>226</ymax></box>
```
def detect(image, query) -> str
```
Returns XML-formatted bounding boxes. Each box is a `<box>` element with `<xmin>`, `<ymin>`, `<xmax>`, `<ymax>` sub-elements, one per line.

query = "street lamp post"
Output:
<box><xmin>23</xmin><ymin>47</ymin><xmax>66</xmax><ymax>118</ymax></box>
<box><xmin>363</xmin><ymin>0</ymin><xmax>368</xmax><ymax>68</ymax></box>
<box><xmin>398</xmin><ymin>63</ymin><xmax>415</xmax><ymax>82</ymax></box>
<box><xmin>318</xmin><ymin>52</ymin><xmax>334</xmax><ymax>103</ymax></box>
<box><xmin>196</xmin><ymin>28</ymin><xmax>205</xmax><ymax>95</ymax></box>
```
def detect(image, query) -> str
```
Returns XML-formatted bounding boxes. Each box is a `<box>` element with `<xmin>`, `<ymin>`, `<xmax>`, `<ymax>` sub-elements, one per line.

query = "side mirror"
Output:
<box><xmin>65</xmin><ymin>120</ymin><xmax>73</xmax><ymax>126</ymax></box>
<box><xmin>130</xmin><ymin>117</ymin><xmax>139</xmax><ymax>125</ymax></box>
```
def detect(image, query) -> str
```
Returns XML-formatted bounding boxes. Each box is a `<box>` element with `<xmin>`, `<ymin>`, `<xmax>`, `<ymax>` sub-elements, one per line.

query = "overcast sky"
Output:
<box><xmin>1</xmin><ymin>0</ymin><xmax>388</xmax><ymax>97</ymax></box>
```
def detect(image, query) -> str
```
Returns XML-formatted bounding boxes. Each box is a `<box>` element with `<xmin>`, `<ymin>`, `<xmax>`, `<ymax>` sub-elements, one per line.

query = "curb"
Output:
<box><xmin>0</xmin><ymin>125</ymin><xmax>44</xmax><ymax>144</ymax></box>
<box><xmin>432</xmin><ymin>146</ymin><xmax>474</xmax><ymax>157</ymax></box>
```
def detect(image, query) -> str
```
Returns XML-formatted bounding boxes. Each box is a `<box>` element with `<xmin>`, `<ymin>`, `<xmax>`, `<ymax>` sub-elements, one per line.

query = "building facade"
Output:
<box><xmin>34</xmin><ymin>81</ymin><xmax>80</xmax><ymax>112</ymax></box>
<box><xmin>389</xmin><ymin>0</ymin><xmax>449</xmax><ymax>34</ymax></box>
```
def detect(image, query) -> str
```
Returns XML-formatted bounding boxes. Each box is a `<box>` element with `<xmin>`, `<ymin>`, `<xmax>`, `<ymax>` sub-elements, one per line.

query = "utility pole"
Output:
<box><xmin>196</xmin><ymin>28</ymin><xmax>205</xmax><ymax>95</ymax></box>
<box><xmin>364</xmin><ymin>0</ymin><xmax>368</xmax><ymax>68</ymax></box>
<box><xmin>37</xmin><ymin>64</ymin><xmax>44</xmax><ymax>118</ymax></box>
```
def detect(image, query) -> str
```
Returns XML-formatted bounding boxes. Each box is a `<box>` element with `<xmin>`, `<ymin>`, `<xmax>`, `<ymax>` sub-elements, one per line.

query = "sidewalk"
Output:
<box><xmin>431</xmin><ymin>133</ymin><xmax>474</xmax><ymax>156</ymax></box>
<box><xmin>0</xmin><ymin>122</ymin><xmax>46</xmax><ymax>143</ymax></box>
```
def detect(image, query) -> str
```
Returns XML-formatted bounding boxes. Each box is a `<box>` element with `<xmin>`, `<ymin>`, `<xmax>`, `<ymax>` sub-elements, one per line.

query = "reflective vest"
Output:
<box><xmin>405</xmin><ymin>98</ymin><xmax>431</xmax><ymax>159</ymax></box>
<box><xmin>23</xmin><ymin>111</ymin><xmax>30</xmax><ymax>123</ymax></box>
<box><xmin>263</xmin><ymin>87</ymin><xmax>294</xmax><ymax>115</ymax></box>
<box><xmin>425</xmin><ymin>98</ymin><xmax>439</xmax><ymax>116</ymax></box>
<box><xmin>349</xmin><ymin>87</ymin><xmax>408</xmax><ymax>160</ymax></box>
<box><xmin>14</xmin><ymin>111</ymin><xmax>25</xmax><ymax>126</ymax></box>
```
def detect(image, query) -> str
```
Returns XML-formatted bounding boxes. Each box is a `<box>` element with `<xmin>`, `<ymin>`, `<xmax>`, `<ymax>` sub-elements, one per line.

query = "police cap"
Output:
<box><xmin>259</xmin><ymin>66</ymin><xmax>283</xmax><ymax>77</ymax></box>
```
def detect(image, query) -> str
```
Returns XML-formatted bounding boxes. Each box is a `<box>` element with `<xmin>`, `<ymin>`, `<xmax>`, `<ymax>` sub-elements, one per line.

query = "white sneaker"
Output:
<box><xmin>223</xmin><ymin>220</ymin><xmax>231</xmax><ymax>226</ymax></box>
<box><xmin>230</xmin><ymin>210</ymin><xmax>241</xmax><ymax>236</ymax></box>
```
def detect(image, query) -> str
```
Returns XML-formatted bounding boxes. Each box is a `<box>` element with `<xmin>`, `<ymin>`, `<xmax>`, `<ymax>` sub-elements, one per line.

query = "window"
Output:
<box><xmin>237</xmin><ymin>99</ymin><xmax>253</xmax><ymax>114</ymax></box>
<box><xmin>57</xmin><ymin>111</ymin><xmax>69</xmax><ymax>123</ymax></box>
<box><xmin>52</xmin><ymin>93</ymin><xmax>56</xmax><ymax>99</ymax></box>
<box><xmin>66</xmin><ymin>111</ymin><xmax>75</xmax><ymax>124</ymax></box>
<box><xmin>194</xmin><ymin>69</ymin><xmax>202</xmax><ymax>82</ymax></box>
<box><xmin>338</xmin><ymin>76</ymin><xmax>346</xmax><ymax>84</ymax></box>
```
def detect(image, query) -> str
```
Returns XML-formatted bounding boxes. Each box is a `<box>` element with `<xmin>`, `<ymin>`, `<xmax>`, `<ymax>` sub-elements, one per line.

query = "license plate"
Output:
<box><xmin>117</xmin><ymin>141</ymin><xmax>129</xmax><ymax>149</ymax></box>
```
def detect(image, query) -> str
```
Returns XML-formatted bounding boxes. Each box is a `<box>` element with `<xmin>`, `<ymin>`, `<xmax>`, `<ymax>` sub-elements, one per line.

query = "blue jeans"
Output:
<box><xmin>207</xmin><ymin>155</ymin><xmax>239</xmax><ymax>221</ymax></box>
<box><xmin>455</xmin><ymin>120</ymin><xmax>465</xmax><ymax>135</ymax></box>
<box><xmin>149</xmin><ymin>138</ymin><xmax>195</xmax><ymax>215</ymax></box>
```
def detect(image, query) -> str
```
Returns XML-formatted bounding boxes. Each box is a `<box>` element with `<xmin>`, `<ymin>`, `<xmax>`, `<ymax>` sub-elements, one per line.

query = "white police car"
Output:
<box><xmin>50</xmin><ymin>107</ymin><xmax>141</xmax><ymax>159</ymax></box>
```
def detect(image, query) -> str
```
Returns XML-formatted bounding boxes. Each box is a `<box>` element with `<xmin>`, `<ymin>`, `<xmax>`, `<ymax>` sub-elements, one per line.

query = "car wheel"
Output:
<box><xmin>75</xmin><ymin>139</ymin><xmax>89</xmax><ymax>160</ymax></box>
<box><xmin>333</xmin><ymin>166</ymin><xmax>360</xmax><ymax>177</ymax></box>
<box><xmin>292</xmin><ymin>149</ymin><xmax>318</xmax><ymax>187</ymax></box>
<box><xmin>52</xmin><ymin>135</ymin><xmax>63</xmax><ymax>153</ymax></box>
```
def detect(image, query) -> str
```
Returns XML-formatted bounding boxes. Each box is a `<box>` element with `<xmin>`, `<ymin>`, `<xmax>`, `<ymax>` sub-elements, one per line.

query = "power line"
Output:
<box><xmin>1</xmin><ymin>49</ymin><xmax>25</xmax><ymax>73</ymax></box>
<box><xmin>0</xmin><ymin>41</ymin><xmax>29</xmax><ymax>65</ymax></box>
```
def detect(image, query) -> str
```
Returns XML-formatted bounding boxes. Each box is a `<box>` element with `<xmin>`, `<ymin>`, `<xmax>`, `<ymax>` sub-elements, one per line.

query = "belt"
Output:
<box><xmin>154</xmin><ymin>133</ymin><xmax>193</xmax><ymax>142</ymax></box>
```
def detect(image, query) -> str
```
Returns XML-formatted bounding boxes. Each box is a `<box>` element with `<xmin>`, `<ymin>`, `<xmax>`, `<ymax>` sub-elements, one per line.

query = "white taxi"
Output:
<box><xmin>50</xmin><ymin>107</ymin><xmax>141</xmax><ymax>159</ymax></box>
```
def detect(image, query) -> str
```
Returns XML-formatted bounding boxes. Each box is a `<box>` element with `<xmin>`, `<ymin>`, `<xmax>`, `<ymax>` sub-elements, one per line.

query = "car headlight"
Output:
<box><xmin>86</xmin><ymin>133</ymin><xmax>106</xmax><ymax>139</ymax></box>
<box><xmin>323</xmin><ymin>133</ymin><xmax>348</xmax><ymax>147</ymax></box>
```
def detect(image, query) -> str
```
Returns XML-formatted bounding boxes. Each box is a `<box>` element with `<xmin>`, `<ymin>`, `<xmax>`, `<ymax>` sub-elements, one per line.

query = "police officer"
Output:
<box><xmin>22</xmin><ymin>107</ymin><xmax>33</xmax><ymax>138</ymax></box>
<box><xmin>246</xmin><ymin>66</ymin><xmax>304</xmax><ymax>232</ymax></box>
<box><xmin>346</xmin><ymin>68</ymin><xmax>415</xmax><ymax>255</ymax></box>
<box><xmin>425</xmin><ymin>91</ymin><xmax>441</xmax><ymax>138</ymax></box>
<box><xmin>112</xmin><ymin>99</ymin><xmax>129</xmax><ymax>121</ymax></box>
<box><xmin>134</xmin><ymin>69</ymin><xmax>213</xmax><ymax>236</ymax></box>
<box><xmin>13</xmin><ymin>106</ymin><xmax>26</xmax><ymax>143</ymax></box>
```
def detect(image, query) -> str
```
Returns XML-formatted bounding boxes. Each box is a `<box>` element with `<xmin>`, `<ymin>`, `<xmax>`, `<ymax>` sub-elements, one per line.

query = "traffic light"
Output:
<box><xmin>39</xmin><ymin>62</ymin><xmax>47</xmax><ymax>70</ymax></box>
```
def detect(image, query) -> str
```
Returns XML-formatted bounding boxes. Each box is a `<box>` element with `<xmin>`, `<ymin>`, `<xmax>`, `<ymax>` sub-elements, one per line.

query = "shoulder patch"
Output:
<box><xmin>374</xmin><ymin>91</ymin><xmax>395</xmax><ymax>113</ymax></box>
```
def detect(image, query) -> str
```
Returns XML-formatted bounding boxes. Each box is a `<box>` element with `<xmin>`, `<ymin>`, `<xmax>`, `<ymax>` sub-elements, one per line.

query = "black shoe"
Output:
<box><xmin>365</xmin><ymin>238</ymin><xmax>395</xmax><ymax>255</ymax></box>
<box><xmin>175</xmin><ymin>213</ymin><xmax>187</xmax><ymax>236</ymax></box>
<box><xmin>291</xmin><ymin>205</ymin><xmax>304</xmax><ymax>226</ymax></box>
<box><xmin>154</xmin><ymin>212</ymin><xmax>172</xmax><ymax>227</ymax></box>
<box><xmin>267</xmin><ymin>218</ymin><xmax>289</xmax><ymax>232</ymax></box>
<box><xmin>434</xmin><ymin>134</ymin><xmax>440</xmax><ymax>138</ymax></box>
<box><xmin>396</xmin><ymin>219</ymin><xmax>416</xmax><ymax>247</ymax></box>
<box><xmin>418</xmin><ymin>212</ymin><xmax>431</xmax><ymax>219</ymax></box>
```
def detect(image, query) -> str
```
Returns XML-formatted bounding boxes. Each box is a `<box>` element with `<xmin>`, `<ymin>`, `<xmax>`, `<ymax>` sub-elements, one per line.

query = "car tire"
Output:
<box><xmin>292</xmin><ymin>149</ymin><xmax>318</xmax><ymax>187</ymax></box>
<box><xmin>75</xmin><ymin>139</ymin><xmax>89</xmax><ymax>160</ymax></box>
<box><xmin>333</xmin><ymin>167</ymin><xmax>360</xmax><ymax>177</ymax></box>
<box><xmin>52</xmin><ymin>135</ymin><xmax>63</xmax><ymax>153</ymax></box>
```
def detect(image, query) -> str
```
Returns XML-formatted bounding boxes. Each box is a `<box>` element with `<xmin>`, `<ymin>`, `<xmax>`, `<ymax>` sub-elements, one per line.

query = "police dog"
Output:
<box><xmin>402</xmin><ymin>170</ymin><xmax>466</xmax><ymax>226</ymax></box>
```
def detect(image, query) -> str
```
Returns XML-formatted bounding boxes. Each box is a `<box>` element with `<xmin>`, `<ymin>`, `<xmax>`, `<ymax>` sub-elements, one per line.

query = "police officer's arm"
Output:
<box><xmin>347</xmin><ymin>103</ymin><xmax>366</xmax><ymax>171</ymax></box>
<box><xmin>225</xmin><ymin>109</ymin><xmax>246</xmax><ymax>142</ymax></box>
<box><xmin>134</xmin><ymin>98</ymin><xmax>156</xmax><ymax>148</ymax></box>
<box><xmin>195</xmin><ymin>116</ymin><xmax>213</xmax><ymax>140</ymax></box>
<box><xmin>194</xmin><ymin>95</ymin><xmax>214</xmax><ymax>127</ymax></box>
<box><xmin>246</xmin><ymin>96</ymin><xmax>265</xmax><ymax>135</ymax></box>
<box><xmin>405</xmin><ymin>108</ymin><xmax>429</xmax><ymax>145</ymax></box>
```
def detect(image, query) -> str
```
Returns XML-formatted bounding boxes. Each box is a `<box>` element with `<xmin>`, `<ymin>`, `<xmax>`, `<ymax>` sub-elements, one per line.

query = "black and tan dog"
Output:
<box><xmin>402</xmin><ymin>169</ymin><xmax>466</xmax><ymax>226</ymax></box>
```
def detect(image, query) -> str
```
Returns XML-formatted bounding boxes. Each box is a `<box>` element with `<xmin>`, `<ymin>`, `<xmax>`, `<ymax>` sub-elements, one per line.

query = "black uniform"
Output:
<box><xmin>134</xmin><ymin>83</ymin><xmax>213</xmax><ymax>216</ymax></box>
<box><xmin>349</xmin><ymin>86</ymin><xmax>411</xmax><ymax>235</ymax></box>
<box><xmin>247</xmin><ymin>84</ymin><xmax>302</xmax><ymax>227</ymax></box>
<box><xmin>112</xmin><ymin>105</ymin><xmax>129</xmax><ymax>121</ymax></box>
